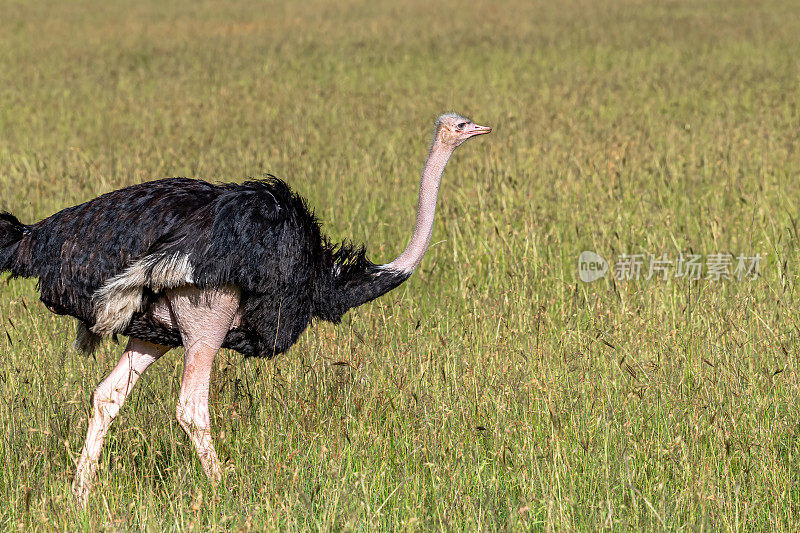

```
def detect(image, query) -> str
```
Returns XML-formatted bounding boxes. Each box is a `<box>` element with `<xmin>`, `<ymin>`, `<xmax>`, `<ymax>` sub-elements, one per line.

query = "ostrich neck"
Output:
<box><xmin>384</xmin><ymin>138</ymin><xmax>455</xmax><ymax>273</ymax></box>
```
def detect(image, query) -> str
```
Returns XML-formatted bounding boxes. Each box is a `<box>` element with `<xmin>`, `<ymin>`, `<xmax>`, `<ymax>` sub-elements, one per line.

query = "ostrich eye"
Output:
<box><xmin>457</xmin><ymin>122</ymin><xmax>467</xmax><ymax>130</ymax></box>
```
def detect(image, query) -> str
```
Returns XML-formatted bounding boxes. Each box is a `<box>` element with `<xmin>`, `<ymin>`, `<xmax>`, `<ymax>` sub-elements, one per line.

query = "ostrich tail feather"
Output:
<box><xmin>0</xmin><ymin>212</ymin><xmax>27</xmax><ymax>273</ymax></box>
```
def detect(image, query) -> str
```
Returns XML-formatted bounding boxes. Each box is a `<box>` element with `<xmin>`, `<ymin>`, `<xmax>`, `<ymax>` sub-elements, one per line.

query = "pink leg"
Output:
<box><xmin>168</xmin><ymin>285</ymin><xmax>239</xmax><ymax>481</ymax></box>
<box><xmin>73</xmin><ymin>338</ymin><xmax>170</xmax><ymax>506</ymax></box>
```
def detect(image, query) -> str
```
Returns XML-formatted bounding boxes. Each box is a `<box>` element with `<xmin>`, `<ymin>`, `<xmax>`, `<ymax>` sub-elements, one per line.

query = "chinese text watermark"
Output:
<box><xmin>578</xmin><ymin>251</ymin><xmax>763</xmax><ymax>283</ymax></box>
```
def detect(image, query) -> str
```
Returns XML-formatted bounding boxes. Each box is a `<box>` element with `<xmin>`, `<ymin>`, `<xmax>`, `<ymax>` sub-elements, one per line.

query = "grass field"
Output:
<box><xmin>2</xmin><ymin>0</ymin><xmax>800</xmax><ymax>529</ymax></box>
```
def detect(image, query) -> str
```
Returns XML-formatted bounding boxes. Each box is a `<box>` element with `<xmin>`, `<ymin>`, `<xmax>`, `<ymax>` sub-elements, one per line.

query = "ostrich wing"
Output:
<box><xmin>19</xmin><ymin>178</ymin><xmax>225</xmax><ymax>322</ymax></box>
<box><xmin>92</xmin><ymin>179</ymin><xmax>323</xmax><ymax>346</ymax></box>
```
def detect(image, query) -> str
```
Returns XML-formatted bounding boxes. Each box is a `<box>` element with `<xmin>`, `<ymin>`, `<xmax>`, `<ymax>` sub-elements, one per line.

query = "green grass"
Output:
<box><xmin>2</xmin><ymin>0</ymin><xmax>800</xmax><ymax>529</ymax></box>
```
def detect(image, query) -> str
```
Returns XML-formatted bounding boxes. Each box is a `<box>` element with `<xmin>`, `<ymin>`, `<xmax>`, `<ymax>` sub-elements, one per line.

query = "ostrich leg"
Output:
<box><xmin>73</xmin><ymin>338</ymin><xmax>170</xmax><ymax>505</ymax></box>
<box><xmin>169</xmin><ymin>285</ymin><xmax>240</xmax><ymax>480</ymax></box>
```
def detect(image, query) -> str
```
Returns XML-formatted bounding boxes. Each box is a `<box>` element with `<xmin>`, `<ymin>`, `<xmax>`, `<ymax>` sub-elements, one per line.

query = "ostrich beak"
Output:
<box><xmin>466</xmin><ymin>124</ymin><xmax>492</xmax><ymax>136</ymax></box>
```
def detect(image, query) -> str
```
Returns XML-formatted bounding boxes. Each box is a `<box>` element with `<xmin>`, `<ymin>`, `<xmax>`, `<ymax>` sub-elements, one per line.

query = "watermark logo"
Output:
<box><xmin>578</xmin><ymin>251</ymin><xmax>609</xmax><ymax>282</ymax></box>
<box><xmin>578</xmin><ymin>251</ymin><xmax>764</xmax><ymax>282</ymax></box>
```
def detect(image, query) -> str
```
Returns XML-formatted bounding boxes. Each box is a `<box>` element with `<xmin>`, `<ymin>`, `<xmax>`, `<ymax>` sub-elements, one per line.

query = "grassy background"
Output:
<box><xmin>1</xmin><ymin>0</ymin><xmax>800</xmax><ymax>529</ymax></box>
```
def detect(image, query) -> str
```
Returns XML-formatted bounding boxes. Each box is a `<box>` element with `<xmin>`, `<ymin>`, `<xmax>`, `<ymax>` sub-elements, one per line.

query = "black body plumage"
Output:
<box><xmin>1</xmin><ymin>178</ymin><xmax>409</xmax><ymax>358</ymax></box>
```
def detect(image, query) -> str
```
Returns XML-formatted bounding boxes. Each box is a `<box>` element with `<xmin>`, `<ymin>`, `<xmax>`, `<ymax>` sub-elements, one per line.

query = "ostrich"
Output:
<box><xmin>0</xmin><ymin>113</ymin><xmax>490</xmax><ymax>504</ymax></box>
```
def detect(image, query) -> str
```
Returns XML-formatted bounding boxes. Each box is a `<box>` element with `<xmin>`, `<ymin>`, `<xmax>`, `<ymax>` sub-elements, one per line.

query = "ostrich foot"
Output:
<box><xmin>72</xmin><ymin>457</ymin><xmax>98</xmax><ymax>507</ymax></box>
<box><xmin>197</xmin><ymin>446</ymin><xmax>223</xmax><ymax>482</ymax></box>
<box><xmin>177</xmin><ymin>404</ymin><xmax>223</xmax><ymax>482</ymax></box>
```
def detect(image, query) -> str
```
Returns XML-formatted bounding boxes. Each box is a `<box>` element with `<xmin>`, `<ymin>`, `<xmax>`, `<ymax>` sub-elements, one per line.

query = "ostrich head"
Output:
<box><xmin>435</xmin><ymin>113</ymin><xmax>492</xmax><ymax>148</ymax></box>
